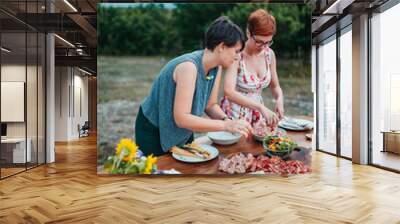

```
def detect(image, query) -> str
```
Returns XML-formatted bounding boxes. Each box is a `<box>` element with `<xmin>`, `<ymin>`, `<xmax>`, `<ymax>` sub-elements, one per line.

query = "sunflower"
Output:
<box><xmin>116</xmin><ymin>138</ymin><xmax>138</xmax><ymax>162</ymax></box>
<box><xmin>269</xmin><ymin>144</ymin><xmax>277</xmax><ymax>152</ymax></box>
<box><xmin>144</xmin><ymin>154</ymin><xmax>157</xmax><ymax>174</ymax></box>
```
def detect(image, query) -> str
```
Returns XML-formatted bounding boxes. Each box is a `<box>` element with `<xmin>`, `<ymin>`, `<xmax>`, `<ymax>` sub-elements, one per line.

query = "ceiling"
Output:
<box><xmin>0</xmin><ymin>0</ymin><xmax>98</xmax><ymax>75</ymax></box>
<box><xmin>310</xmin><ymin>0</ymin><xmax>391</xmax><ymax>43</ymax></box>
<box><xmin>6</xmin><ymin>0</ymin><xmax>391</xmax><ymax>74</ymax></box>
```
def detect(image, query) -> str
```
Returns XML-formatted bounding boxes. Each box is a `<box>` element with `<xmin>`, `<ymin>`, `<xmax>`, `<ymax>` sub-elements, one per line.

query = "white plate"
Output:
<box><xmin>279</xmin><ymin>118</ymin><xmax>313</xmax><ymax>131</ymax></box>
<box><xmin>207</xmin><ymin>131</ymin><xmax>241</xmax><ymax>145</ymax></box>
<box><xmin>172</xmin><ymin>144</ymin><xmax>219</xmax><ymax>163</ymax></box>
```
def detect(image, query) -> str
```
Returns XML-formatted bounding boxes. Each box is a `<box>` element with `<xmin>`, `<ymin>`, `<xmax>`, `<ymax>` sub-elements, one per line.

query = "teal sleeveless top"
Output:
<box><xmin>140</xmin><ymin>50</ymin><xmax>218</xmax><ymax>152</ymax></box>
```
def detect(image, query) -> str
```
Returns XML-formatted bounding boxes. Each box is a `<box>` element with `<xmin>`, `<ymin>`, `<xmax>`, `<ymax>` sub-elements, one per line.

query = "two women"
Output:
<box><xmin>136</xmin><ymin>9</ymin><xmax>284</xmax><ymax>156</ymax></box>
<box><xmin>135</xmin><ymin>17</ymin><xmax>252</xmax><ymax>156</ymax></box>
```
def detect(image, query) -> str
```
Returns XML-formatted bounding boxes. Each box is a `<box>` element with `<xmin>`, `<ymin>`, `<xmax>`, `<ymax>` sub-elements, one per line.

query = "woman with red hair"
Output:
<box><xmin>221</xmin><ymin>9</ymin><xmax>284</xmax><ymax>131</ymax></box>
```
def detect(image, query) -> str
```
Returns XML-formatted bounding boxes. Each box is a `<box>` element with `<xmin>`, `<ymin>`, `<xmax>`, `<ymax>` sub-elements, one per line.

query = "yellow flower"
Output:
<box><xmin>144</xmin><ymin>154</ymin><xmax>157</xmax><ymax>174</ymax></box>
<box><xmin>116</xmin><ymin>138</ymin><xmax>138</xmax><ymax>162</ymax></box>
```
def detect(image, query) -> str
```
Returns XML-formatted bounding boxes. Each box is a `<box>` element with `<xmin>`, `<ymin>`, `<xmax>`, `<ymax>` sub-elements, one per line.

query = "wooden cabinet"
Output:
<box><xmin>382</xmin><ymin>131</ymin><xmax>400</xmax><ymax>154</ymax></box>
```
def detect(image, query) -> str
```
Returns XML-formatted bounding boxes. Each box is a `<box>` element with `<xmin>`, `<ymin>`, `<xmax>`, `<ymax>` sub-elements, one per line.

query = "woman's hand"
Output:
<box><xmin>223</xmin><ymin>119</ymin><xmax>253</xmax><ymax>138</ymax></box>
<box><xmin>274</xmin><ymin>100</ymin><xmax>284</xmax><ymax>120</ymax></box>
<box><xmin>259</xmin><ymin>106</ymin><xmax>279</xmax><ymax>128</ymax></box>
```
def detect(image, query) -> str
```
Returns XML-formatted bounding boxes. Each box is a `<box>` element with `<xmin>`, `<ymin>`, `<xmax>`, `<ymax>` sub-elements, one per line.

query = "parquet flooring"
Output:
<box><xmin>1</xmin><ymin>134</ymin><xmax>400</xmax><ymax>223</ymax></box>
<box><xmin>1</xmin><ymin>167</ymin><xmax>26</xmax><ymax>178</ymax></box>
<box><xmin>372</xmin><ymin>150</ymin><xmax>400</xmax><ymax>171</ymax></box>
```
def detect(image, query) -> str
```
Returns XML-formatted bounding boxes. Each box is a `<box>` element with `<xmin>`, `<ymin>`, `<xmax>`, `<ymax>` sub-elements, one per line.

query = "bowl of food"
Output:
<box><xmin>262</xmin><ymin>135</ymin><xmax>297</xmax><ymax>159</ymax></box>
<box><xmin>252</xmin><ymin>124</ymin><xmax>287</xmax><ymax>142</ymax></box>
<box><xmin>207</xmin><ymin>131</ymin><xmax>241</xmax><ymax>145</ymax></box>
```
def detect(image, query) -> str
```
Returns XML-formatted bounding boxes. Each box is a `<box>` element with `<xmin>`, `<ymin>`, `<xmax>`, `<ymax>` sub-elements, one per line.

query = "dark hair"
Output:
<box><xmin>204</xmin><ymin>16</ymin><xmax>245</xmax><ymax>51</ymax></box>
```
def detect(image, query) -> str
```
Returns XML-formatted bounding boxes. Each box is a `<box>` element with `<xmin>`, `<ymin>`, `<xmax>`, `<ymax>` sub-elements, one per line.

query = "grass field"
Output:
<box><xmin>97</xmin><ymin>55</ymin><xmax>313</xmax><ymax>163</ymax></box>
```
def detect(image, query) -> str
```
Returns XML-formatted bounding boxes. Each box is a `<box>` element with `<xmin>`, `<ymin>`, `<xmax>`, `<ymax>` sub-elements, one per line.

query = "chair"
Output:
<box><xmin>78</xmin><ymin>121</ymin><xmax>90</xmax><ymax>138</ymax></box>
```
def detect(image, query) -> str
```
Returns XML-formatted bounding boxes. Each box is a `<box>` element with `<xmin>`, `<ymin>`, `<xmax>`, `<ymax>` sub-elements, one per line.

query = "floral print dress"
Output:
<box><xmin>220</xmin><ymin>48</ymin><xmax>272</xmax><ymax>128</ymax></box>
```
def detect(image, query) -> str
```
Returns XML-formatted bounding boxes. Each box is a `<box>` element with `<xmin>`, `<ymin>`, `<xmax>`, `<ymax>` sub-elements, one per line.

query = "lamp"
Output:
<box><xmin>54</xmin><ymin>34</ymin><xmax>75</xmax><ymax>48</ymax></box>
<box><xmin>1</xmin><ymin>47</ymin><xmax>11</xmax><ymax>53</ymax></box>
<box><xmin>63</xmin><ymin>0</ymin><xmax>78</xmax><ymax>12</ymax></box>
<box><xmin>322</xmin><ymin>0</ymin><xmax>354</xmax><ymax>15</ymax></box>
<box><xmin>78</xmin><ymin>67</ymin><xmax>93</xmax><ymax>76</ymax></box>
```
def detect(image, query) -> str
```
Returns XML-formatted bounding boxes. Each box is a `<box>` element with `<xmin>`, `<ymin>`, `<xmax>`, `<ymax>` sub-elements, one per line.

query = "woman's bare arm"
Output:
<box><xmin>223</xmin><ymin>60</ymin><xmax>263</xmax><ymax>111</ymax></box>
<box><xmin>205</xmin><ymin>66</ymin><xmax>227</xmax><ymax>120</ymax></box>
<box><xmin>223</xmin><ymin>55</ymin><xmax>279</xmax><ymax>126</ymax></box>
<box><xmin>173</xmin><ymin>62</ymin><xmax>225</xmax><ymax>132</ymax></box>
<box><xmin>268</xmin><ymin>50</ymin><xmax>284</xmax><ymax>119</ymax></box>
<box><xmin>173</xmin><ymin>62</ymin><xmax>251</xmax><ymax>136</ymax></box>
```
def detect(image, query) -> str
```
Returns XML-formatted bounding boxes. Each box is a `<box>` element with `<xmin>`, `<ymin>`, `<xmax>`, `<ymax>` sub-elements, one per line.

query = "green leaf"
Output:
<box><xmin>125</xmin><ymin>165</ymin><xmax>139</xmax><ymax>174</ymax></box>
<box><xmin>137</xmin><ymin>160</ymin><xmax>147</xmax><ymax>173</ymax></box>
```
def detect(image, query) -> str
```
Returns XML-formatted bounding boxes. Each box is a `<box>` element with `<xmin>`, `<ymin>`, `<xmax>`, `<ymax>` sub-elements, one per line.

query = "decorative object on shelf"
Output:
<box><xmin>103</xmin><ymin>138</ymin><xmax>157</xmax><ymax>174</ymax></box>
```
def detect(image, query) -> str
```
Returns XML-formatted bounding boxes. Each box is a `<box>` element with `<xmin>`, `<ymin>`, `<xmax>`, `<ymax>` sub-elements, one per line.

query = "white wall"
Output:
<box><xmin>0</xmin><ymin>65</ymin><xmax>41</xmax><ymax>138</ymax></box>
<box><xmin>1</xmin><ymin>65</ymin><xmax>26</xmax><ymax>138</ymax></box>
<box><xmin>1</xmin><ymin>65</ymin><xmax>26</xmax><ymax>81</ymax></box>
<box><xmin>1</xmin><ymin>82</ymin><xmax>25</xmax><ymax>122</ymax></box>
<box><xmin>55</xmin><ymin>66</ymin><xmax>69</xmax><ymax>141</ymax></box>
<box><xmin>72</xmin><ymin>72</ymin><xmax>89</xmax><ymax>137</ymax></box>
<box><xmin>54</xmin><ymin>67</ymin><xmax>89</xmax><ymax>141</ymax></box>
<box><xmin>1</xmin><ymin>63</ymin><xmax>46</xmax><ymax>164</ymax></box>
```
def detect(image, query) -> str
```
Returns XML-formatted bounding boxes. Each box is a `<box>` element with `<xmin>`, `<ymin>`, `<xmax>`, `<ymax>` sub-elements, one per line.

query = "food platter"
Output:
<box><xmin>252</xmin><ymin>127</ymin><xmax>287</xmax><ymax>142</ymax></box>
<box><xmin>171</xmin><ymin>144</ymin><xmax>219</xmax><ymax>163</ymax></box>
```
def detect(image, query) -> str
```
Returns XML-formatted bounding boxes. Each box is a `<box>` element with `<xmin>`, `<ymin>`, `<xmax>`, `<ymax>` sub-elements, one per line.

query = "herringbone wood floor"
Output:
<box><xmin>1</xmin><ymin>135</ymin><xmax>400</xmax><ymax>224</ymax></box>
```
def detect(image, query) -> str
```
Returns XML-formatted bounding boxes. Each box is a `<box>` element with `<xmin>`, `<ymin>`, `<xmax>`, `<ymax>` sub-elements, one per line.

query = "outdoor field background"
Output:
<box><xmin>97</xmin><ymin>3</ymin><xmax>312</xmax><ymax>165</ymax></box>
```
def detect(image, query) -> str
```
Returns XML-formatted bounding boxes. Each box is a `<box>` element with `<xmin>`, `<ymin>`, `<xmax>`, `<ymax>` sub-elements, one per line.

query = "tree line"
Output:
<box><xmin>98</xmin><ymin>3</ymin><xmax>311</xmax><ymax>61</ymax></box>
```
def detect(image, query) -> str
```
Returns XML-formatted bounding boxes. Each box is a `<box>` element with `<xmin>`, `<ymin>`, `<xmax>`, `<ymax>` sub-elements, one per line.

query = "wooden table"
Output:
<box><xmin>157</xmin><ymin>128</ymin><xmax>313</xmax><ymax>174</ymax></box>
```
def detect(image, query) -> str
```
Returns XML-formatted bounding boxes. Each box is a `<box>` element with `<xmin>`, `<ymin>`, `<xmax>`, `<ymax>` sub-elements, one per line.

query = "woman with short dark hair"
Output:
<box><xmin>135</xmin><ymin>16</ymin><xmax>252</xmax><ymax>156</ymax></box>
